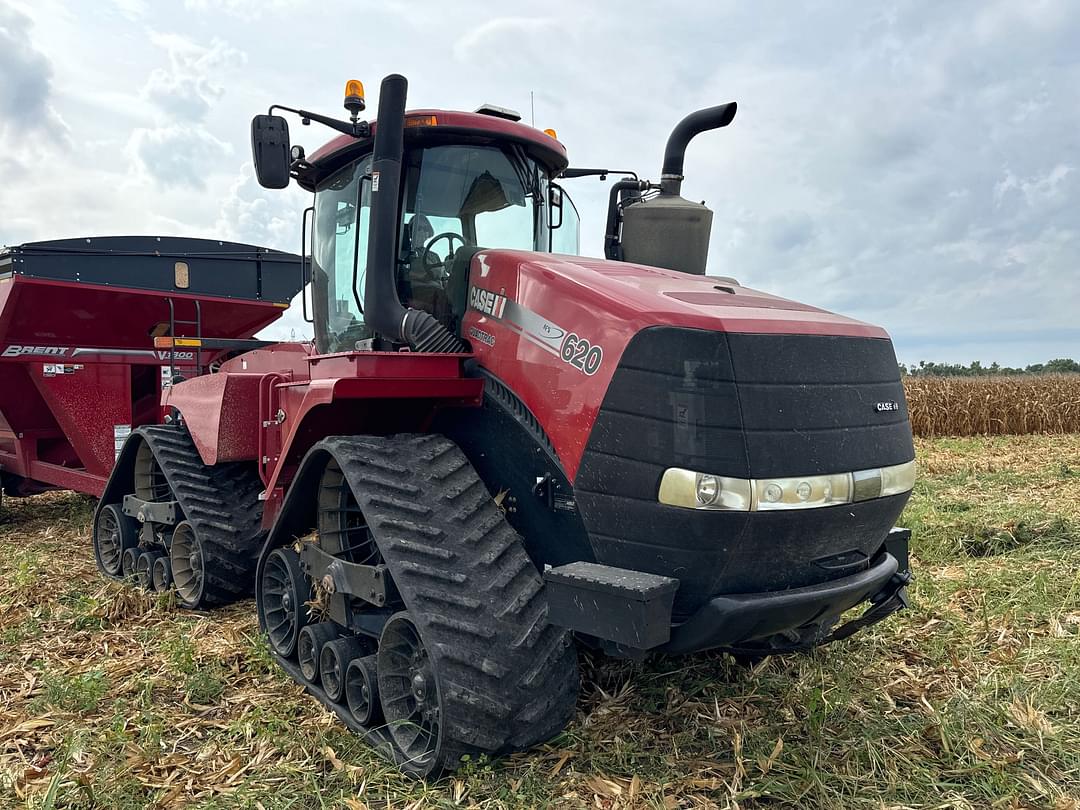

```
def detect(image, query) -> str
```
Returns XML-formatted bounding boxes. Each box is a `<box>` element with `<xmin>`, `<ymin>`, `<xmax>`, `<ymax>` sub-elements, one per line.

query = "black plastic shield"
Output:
<box><xmin>251</xmin><ymin>114</ymin><xmax>291</xmax><ymax>189</ymax></box>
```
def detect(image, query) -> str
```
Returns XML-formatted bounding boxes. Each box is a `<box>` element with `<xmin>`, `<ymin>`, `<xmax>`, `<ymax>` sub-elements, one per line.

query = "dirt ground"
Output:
<box><xmin>2</xmin><ymin>434</ymin><xmax>1079</xmax><ymax>809</ymax></box>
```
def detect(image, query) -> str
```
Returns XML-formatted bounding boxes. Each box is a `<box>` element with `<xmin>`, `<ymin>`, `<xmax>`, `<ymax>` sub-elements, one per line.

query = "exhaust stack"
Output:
<box><xmin>619</xmin><ymin>102</ymin><xmax>737</xmax><ymax>275</ymax></box>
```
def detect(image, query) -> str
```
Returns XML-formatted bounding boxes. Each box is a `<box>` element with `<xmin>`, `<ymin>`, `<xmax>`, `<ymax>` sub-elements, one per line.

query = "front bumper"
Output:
<box><xmin>544</xmin><ymin>529</ymin><xmax>912</xmax><ymax>656</ymax></box>
<box><xmin>662</xmin><ymin>546</ymin><xmax>906</xmax><ymax>654</ymax></box>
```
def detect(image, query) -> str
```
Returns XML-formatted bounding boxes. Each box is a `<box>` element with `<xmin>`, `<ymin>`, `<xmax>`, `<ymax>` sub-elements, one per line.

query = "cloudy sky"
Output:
<box><xmin>1</xmin><ymin>0</ymin><xmax>1077</xmax><ymax>366</ymax></box>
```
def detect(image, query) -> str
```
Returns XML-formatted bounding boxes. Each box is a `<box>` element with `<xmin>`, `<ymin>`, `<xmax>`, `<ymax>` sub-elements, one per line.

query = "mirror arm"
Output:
<box><xmin>560</xmin><ymin>168</ymin><xmax>639</xmax><ymax>181</ymax></box>
<box><xmin>270</xmin><ymin>104</ymin><xmax>371</xmax><ymax>138</ymax></box>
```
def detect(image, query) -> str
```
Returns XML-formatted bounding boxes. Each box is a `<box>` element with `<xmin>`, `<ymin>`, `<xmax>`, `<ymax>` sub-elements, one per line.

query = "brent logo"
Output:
<box><xmin>875</xmin><ymin>401</ymin><xmax>900</xmax><ymax>412</ymax></box>
<box><xmin>2</xmin><ymin>344</ymin><xmax>71</xmax><ymax>358</ymax></box>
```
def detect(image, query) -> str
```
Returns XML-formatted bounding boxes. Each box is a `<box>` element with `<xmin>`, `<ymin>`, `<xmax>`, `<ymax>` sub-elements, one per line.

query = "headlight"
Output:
<box><xmin>751</xmin><ymin>473</ymin><xmax>852</xmax><ymax>511</ymax></box>
<box><xmin>658</xmin><ymin>460</ymin><xmax>915</xmax><ymax>512</ymax></box>
<box><xmin>880</xmin><ymin>459</ymin><xmax>917</xmax><ymax>496</ymax></box>
<box><xmin>657</xmin><ymin>469</ymin><xmax>752</xmax><ymax>511</ymax></box>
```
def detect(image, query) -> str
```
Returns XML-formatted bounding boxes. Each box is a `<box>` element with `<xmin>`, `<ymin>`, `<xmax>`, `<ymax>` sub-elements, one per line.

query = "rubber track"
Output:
<box><xmin>138</xmin><ymin>424</ymin><xmax>265</xmax><ymax>606</ymax></box>
<box><xmin>323</xmin><ymin>434</ymin><xmax>579</xmax><ymax>771</ymax></box>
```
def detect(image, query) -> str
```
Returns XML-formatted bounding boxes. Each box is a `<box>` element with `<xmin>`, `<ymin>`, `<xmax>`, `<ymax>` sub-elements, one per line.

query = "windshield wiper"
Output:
<box><xmin>507</xmin><ymin>146</ymin><xmax>541</xmax><ymax>203</ymax></box>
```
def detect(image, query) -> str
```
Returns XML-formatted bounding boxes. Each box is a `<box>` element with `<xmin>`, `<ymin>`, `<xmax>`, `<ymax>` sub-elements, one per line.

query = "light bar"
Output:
<box><xmin>153</xmin><ymin>337</ymin><xmax>203</xmax><ymax>348</ymax></box>
<box><xmin>658</xmin><ymin>460</ymin><xmax>916</xmax><ymax>512</ymax></box>
<box><xmin>405</xmin><ymin>114</ymin><xmax>438</xmax><ymax>128</ymax></box>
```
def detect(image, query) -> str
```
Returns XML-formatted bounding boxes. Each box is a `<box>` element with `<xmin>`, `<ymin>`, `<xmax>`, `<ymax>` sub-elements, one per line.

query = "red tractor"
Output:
<box><xmin>92</xmin><ymin>74</ymin><xmax>915</xmax><ymax>775</ymax></box>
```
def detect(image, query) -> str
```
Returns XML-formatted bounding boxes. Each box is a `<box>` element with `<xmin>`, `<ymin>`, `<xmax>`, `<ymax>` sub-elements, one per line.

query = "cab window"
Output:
<box><xmin>549</xmin><ymin>185</ymin><xmax>580</xmax><ymax>254</ymax></box>
<box><xmin>312</xmin><ymin>156</ymin><xmax>372</xmax><ymax>353</ymax></box>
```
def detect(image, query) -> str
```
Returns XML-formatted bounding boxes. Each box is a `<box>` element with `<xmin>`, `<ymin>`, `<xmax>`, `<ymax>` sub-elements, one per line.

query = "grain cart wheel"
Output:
<box><xmin>346</xmin><ymin>655</ymin><xmax>382</xmax><ymax>726</ymax></box>
<box><xmin>93</xmin><ymin>503</ymin><xmax>138</xmax><ymax>577</ymax></box>
<box><xmin>260</xmin><ymin>547</ymin><xmax>312</xmax><ymax>658</ymax></box>
<box><xmin>152</xmin><ymin>556</ymin><xmax>173</xmax><ymax>592</ymax></box>
<box><xmin>136</xmin><ymin>551</ymin><xmax>163</xmax><ymax>590</ymax></box>
<box><xmin>272</xmin><ymin>435</ymin><xmax>580</xmax><ymax>777</ymax></box>
<box><xmin>297</xmin><ymin>622</ymin><xmax>338</xmax><ymax>683</ymax></box>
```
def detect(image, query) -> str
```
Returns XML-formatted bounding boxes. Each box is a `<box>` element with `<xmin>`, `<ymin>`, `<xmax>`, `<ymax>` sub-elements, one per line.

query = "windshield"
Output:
<box><xmin>312</xmin><ymin>143</ymin><xmax>573</xmax><ymax>353</ymax></box>
<box><xmin>401</xmin><ymin>144</ymin><xmax>544</xmax><ymax>262</ymax></box>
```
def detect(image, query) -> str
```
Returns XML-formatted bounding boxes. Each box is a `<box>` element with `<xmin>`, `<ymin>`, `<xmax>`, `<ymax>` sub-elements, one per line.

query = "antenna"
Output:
<box><xmin>530</xmin><ymin>91</ymin><xmax>535</xmax><ymax>126</ymax></box>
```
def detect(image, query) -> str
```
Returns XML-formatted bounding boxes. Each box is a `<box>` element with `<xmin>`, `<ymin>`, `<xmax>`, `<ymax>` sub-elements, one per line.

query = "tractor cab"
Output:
<box><xmin>252</xmin><ymin>90</ymin><xmax>580</xmax><ymax>354</ymax></box>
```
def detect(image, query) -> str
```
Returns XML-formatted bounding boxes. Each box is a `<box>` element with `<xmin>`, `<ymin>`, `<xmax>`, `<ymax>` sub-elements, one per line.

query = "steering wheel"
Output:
<box><xmin>422</xmin><ymin>232</ymin><xmax>467</xmax><ymax>277</ymax></box>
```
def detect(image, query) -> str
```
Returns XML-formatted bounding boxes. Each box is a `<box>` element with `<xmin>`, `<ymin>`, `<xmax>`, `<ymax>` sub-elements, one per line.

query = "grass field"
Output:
<box><xmin>2</xmin><ymin>434</ymin><xmax>1079</xmax><ymax>809</ymax></box>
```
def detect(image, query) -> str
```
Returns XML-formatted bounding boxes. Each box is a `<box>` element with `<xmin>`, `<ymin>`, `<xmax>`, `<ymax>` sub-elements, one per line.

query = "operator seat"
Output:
<box><xmin>401</xmin><ymin>215</ymin><xmax>453</xmax><ymax>325</ymax></box>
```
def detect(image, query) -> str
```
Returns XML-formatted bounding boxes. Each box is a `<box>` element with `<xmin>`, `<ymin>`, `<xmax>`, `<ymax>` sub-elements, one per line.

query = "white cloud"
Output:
<box><xmin>142</xmin><ymin>32</ymin><xmax>246</xmax><ymax>122</ymax></box>
<box><xmin>3</xmin><ymin>0</ymin><xmax>1078</xmax><ymax>365</ymax></box>
<box><xmin>126</xmin><ymin>124</ymin><xmax>232</xmax><ymax>189</ymax></box>
<box><xmin>0</xmin><ymin>3</ymin><xmax>67</xmax><ymax>141</ymax></box>
<box><xmin>452</xmin><ymin>16</ymin><xmax>557</xmax><ymax>62</ymax></box>
<box><xmin>182</xmin><ymin>0</ymin><xmax>298</xmax><ymax>21</ymax></box>
<box><xmin>214</xmin><ymin>164</ymin><xmax>305</xmax><ymax>251</ymax></box>
<box><xmin>121</xmin><ymin>30</ymin><xmax>246</xmax><ymax>190</ymax></box>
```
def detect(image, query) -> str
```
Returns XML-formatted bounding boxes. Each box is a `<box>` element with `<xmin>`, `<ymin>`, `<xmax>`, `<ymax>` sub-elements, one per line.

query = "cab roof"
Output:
<box><xmin>297</xmin><ymin>109</ymin><xmax>568</xmax><ymax>191</ymax></box>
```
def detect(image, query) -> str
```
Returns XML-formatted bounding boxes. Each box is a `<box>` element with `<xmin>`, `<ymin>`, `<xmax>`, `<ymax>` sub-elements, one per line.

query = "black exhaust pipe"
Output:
<box><xmin>363</xmin><ymin>74</ymin><xmax>466</xmax><ymax>353</ymax></box>
<box><xmin>659</xmin><ymin>102</ymin><xmax>737</xmax><ymax>196</ymax></box>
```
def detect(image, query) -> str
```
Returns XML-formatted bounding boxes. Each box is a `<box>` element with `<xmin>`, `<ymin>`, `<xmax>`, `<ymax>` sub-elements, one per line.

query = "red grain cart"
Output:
<box><xmin>0</xmin><ymin>236</ymin><xmax>301</xmax><ymax>502</ymax></box>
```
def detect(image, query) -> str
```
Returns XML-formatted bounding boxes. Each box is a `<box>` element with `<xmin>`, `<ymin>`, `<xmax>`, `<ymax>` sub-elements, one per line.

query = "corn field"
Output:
<box><xmin>904</xmin><ymin>374</ymin><xmax>1080</xmax><ymax>437</ymax></box>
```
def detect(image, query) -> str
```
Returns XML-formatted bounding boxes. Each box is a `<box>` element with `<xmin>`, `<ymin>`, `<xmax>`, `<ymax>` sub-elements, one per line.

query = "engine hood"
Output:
<box><xmin>461</xmin><ymin>250</ymin><xmax>899</xmax><ymax>481</ymax></box>
<box><xmin>479</xmin><ymin>250</ymin><xmax>888</xmax><ymax>340</ymax></box>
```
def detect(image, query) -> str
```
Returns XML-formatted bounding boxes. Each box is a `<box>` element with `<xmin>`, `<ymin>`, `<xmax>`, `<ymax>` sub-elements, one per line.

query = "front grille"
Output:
<box><xmin>573</xmin><ymin>327</ymin><xmax>914</xmax><ymax>613</ymax></box>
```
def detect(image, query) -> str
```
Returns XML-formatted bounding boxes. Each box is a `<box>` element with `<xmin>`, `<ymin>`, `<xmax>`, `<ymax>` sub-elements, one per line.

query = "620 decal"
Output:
<box><xmin>560</xmin><ymin>332</ymin><xmax>603</xmax><ymax>375</ymax></box>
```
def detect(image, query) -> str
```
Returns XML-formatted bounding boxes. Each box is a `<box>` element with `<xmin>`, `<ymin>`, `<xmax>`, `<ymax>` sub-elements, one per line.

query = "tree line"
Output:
<box><xmin>900</xmin><ymin>358</ymin><xmax>1080</xmax><ymax>377</ymax></box>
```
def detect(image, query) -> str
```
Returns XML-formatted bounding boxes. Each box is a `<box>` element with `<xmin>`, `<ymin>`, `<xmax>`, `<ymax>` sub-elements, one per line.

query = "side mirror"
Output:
<box><xmin>251</xmin><ymin>114</ymin><xmax>291</xmax><ymax>189</ymax></box>
<box><xmin>550</xmin><ymin>184</ymin><xmax>564</xmax><ymax>229</ymax></box>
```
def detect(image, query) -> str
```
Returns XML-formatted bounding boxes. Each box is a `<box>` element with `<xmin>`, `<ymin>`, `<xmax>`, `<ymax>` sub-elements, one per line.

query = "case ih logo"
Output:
<box><xmin>468</xmin><ymin>286</ymin><xmax>507</xmax><ymax>319</ymax></box>
<box><xmin>2</xmin><ymin>345</ymin><xmax>70</xmax><ymax>358</ymax></box>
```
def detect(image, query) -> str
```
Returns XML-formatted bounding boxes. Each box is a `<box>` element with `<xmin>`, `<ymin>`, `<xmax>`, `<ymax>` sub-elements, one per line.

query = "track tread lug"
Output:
<box><xmin>304</xmin><ymin>433</ymin><xmax>578</xmax><ymax>775</ymax></box>
<box><xmin>128</xmin><ymin>424</ymin><xmax>264</xmax><ymax>606</ymax></box>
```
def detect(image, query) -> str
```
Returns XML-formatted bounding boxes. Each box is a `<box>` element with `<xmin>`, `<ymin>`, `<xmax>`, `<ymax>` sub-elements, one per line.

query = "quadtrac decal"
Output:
<box><xmin>467</xmin><ymin>285</ymin><xmax>604</xmax><ymax>376</ymax></box>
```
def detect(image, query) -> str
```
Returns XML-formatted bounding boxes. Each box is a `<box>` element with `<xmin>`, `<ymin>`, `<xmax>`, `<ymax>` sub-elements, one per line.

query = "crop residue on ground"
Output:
<box><xmin>2</xmin><ymin>434</ymin><xmax>1079</xmax><ymax>809</ymax></box>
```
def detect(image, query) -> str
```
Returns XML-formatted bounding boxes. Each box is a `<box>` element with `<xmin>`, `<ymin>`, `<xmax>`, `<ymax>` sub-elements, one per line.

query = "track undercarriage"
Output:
<box><xmin>94</xmin><ymin>425</ymin><xmax>265</xmax><ymax>607</ymax></box>
<box><xmin>93</xmin><ymin>428</ymin><xmax>579</xmax><ymax>776</ymax></box>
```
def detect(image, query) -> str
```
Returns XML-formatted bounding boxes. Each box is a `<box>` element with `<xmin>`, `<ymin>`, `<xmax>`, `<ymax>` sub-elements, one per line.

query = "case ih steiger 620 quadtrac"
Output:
<box><xmin>85</xmin><ymin>74</ymin><xmax>915</xmax><ymax>775</ymax></box>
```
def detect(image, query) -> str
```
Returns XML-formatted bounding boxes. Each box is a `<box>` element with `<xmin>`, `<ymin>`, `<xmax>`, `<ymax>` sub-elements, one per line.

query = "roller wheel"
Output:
<box><xmin>94</xmin><ymin>503</ymin><xmax>138</xmax><ymax>578</ymax></box>
<box><xmin>170</xmin><ymin>521</ymin><xmax>207</xmax><ymax>608</ymax></box>
<box><xmin>133</xmin><ymin>440</ymin><xmax>170</xmax><ymax>502</ymax></box>
<box><xmin>121</xmin><ymin>546</ymin><xmax>140</xmax><ymax>581</ymax></box>
<box><xmin>320</xmin><ymin>636</ymin><xmax>370</xmax><ymax>703</ymax></box>
<box><xmin>316</xmin><ymin>459</ymin><xmax>381</xmax><ymax>564</ymax></box>
<box><xmin>297</xmin><ymin>622</ymin><xmax>339</xmax><ymax>683</ymax></box>
<box><xmin>259</xmin><ymin>547</ymin><xmax>312</xmax><ymax>657</ymax></box>
<box><xmin>135</xmin><ymin>551</ymin><xmax>162</xmax><ymax>590</ymax></box>
<box><xmin>378</xmin><ymin>612</ymin><xmax>442</xmax><ymax>770</ymax></box>
<box><xmin>152</xmin><ymin>556</ymin><xmax>173</xmax><ymax>592</ymax></box>
<box><xmin>346</xmin><ymin>654</ymin><xmax>382</xmax><ymax>727</ymax></box>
